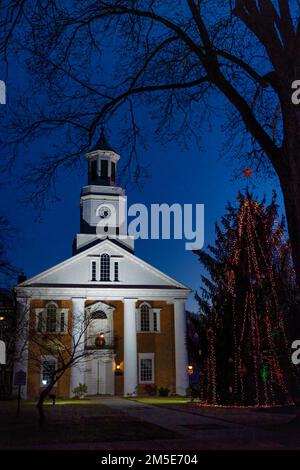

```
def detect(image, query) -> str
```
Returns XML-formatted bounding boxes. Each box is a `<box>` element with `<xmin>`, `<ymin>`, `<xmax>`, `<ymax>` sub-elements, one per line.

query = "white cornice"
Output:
<box><xmin>15</xmin><ymin>286</ymin><xmax>190</xmax><ymax>301</ymax></box>
<box><xmin>85</xmin><ymin>150</ymin><xmax>120</xmax><ymax>162</ymax></box>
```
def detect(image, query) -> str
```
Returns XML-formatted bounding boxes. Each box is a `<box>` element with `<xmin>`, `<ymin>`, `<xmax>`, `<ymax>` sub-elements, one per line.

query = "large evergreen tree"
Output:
<box><xmin>194</xmin><ymin>191</ymin><xmax>298</xmax><ymax>406</ymax></box>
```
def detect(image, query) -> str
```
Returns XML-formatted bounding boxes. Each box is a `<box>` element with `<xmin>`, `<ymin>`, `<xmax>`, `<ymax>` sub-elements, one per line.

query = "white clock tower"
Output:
<box><xmin>73</xmin><ymin>128</ymin><xmax>134</xmax><ymax>254</ymax></box>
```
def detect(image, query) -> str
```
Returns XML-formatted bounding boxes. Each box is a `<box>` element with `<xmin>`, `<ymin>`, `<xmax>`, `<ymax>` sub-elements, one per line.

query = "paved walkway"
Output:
<box><xmin>81</xmin><ymin>397</ymin><xmax>300</xmax><ymax>450</ymax></box>
<box><xmin>100</xmin><ymin>397</ymin><xmax>243</xmax><ymax>435</ymax></box>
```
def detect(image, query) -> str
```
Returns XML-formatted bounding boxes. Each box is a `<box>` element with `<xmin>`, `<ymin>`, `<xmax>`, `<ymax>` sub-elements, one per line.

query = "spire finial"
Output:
<box><xmin>90</xmin><ymin>126</ymin><xmax>117</xmax><ymax>153</ymax></box>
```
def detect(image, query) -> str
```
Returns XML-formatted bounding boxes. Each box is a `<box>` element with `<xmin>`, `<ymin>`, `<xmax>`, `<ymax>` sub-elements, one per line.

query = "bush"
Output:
<box><xmin>72</xmin><ymin>383</ymin><xmax>88</xmax><ymax>399</ymax></box>
<box><xmin>158</xmin><ymin>387</ymin><xmax>169</xmax><ymax>397</ymax></box>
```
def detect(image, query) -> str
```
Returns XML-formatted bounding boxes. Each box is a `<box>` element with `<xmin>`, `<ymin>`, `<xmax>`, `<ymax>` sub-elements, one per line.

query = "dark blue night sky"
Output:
<box><xmin>0</xmin><ymin>115</ymin><xmax>282</xmax><ymax>312</ymax></box>
<box><xmin>0</xmin><ymin>3</ymin><xmax>284</xmax><ymax>312</ymax></box>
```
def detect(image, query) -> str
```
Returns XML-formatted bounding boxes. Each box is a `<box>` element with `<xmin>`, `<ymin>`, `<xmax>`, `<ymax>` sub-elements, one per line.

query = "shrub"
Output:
<box><xmin>72</xmin><ymin>383</ymin><xmax>88</xmax><ymax>399</ymax></box>
<box><xmin>158</xmin><ymin>387</ymin><xmax>169</xmax><ymax>397</ymax></box>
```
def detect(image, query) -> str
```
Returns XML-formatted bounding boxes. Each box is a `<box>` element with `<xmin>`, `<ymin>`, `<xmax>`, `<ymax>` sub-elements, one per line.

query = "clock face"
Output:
<box><xmin>99</xmin><ymin>206</ymin><xmax>111</xmax><ymax>219</ymax></box>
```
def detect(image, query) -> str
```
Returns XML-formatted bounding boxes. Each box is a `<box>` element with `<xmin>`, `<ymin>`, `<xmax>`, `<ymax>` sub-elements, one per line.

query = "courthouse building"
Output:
<box><xmin>14</xmin><ymin>131</ymin><xmax>190</xmax><ymax>398</ymax></box>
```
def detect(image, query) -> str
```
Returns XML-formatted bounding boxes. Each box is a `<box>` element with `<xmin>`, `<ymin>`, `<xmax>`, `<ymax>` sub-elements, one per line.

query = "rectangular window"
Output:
<box><xmin>46</xmin><ymin>310</ymin><xmax>56</xmax><ymax>333</ymax></box>
<box><xmin>42</xmin><ymin>358</ymin><xmax>56</xmax><ymax>386</ymax></box>
<box><xmin>137</xmin><ymin>307</ymin><xmax>160</xmax><ymax>333</ymax></box>
<box><xmin>60</xmin><ymin>311</ymin><xmax>65</xmax><ymax>333</ymax></box>
<box><xmin>141</xmin><ymin>359</ymin><xmax>152</xmax><ymax>382</ymax></box>
<box><xmin>91</xmin><ymin>160</ymin><xmax>97</xmax><ymax>180</ymax></box>
<box><xmin>139</xmin><ymin>353</ymin><xmax>154</xmax><ymax>384</ymax></box>
<box><xmin>111</xmin><ymin>162</ymin><xmax>116</xmax><ymax>182</ymax></box>
<box><xmin>114</xmin><ymin>262</ymin><xmax>119</xmax><ymax>281</ymax></box>
<box><xmin>140</xmin><ymin>310</ymin><xmax>150</xmax><ymax>332</ymax></box>
<box><xmin>37</xmin><ymin>311</ymin><xmax>43</xmax><ymax>333</ymax></box>
<box><xmin>101</xmin><ymin>160</ymin><xmax>108</xmax><ymax>178</ymax></box>
<box><xmin>91</xmin><ymin>261</ymin><xmax>97</xmax><ymax>281</ymax></box>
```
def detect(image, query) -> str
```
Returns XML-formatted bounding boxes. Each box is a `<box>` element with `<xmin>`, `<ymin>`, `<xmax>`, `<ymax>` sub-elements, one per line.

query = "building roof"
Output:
<box><xmin>90</xmin><ymin>127</ymin><xmax>117</xmax><ymax>153</ymax></box>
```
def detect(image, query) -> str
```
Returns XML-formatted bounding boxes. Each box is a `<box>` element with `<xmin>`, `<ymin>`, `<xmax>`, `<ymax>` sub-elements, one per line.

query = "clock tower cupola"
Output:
<box><xmin>73</xmin><ymin>129</ymin><xmax>134</xmax><ymax>254</ymax></box>
<box><xmin>87</xmin><ymin>126</ymin><xmax>119</xmax><ymax>186</ymax></box>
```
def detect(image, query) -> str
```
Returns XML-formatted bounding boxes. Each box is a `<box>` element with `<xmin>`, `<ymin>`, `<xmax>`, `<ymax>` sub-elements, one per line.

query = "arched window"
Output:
<box><xmin>138</xmin><ymin>303</ymin><xmax>160</xmax><ymax>333</ymax></box>
<box><xmin>36</xmin><ymin>303</ymin><xmax>68</xmax><ymax>334</ymax></box>
<box><xmin>87</xmin><ymin>308</ymin><xmax>111</xmax><ymax>349</ymax></box>
<box><xmin>46</xmin><ymin>304</ymin><xmax>57</xmax><ymax>333</ymax></box>
<box><xmin>91</xmin><ymin>310</ymin><xmax>107</xmax><ymax>320</ymax></box>
<box><xmin>100</xmin><ymin>253</ymin><xmax>110</xmax><ymax>281</ymax></box>
<box><xmin>140</xmin><ymin>303</ymin><xmax>150</xmax><ymax>332</ymax></box>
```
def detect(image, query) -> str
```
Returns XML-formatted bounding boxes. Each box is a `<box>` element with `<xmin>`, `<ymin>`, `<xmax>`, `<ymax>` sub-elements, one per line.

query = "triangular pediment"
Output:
<box><xmin>18</xmin><ymin>239</ymin><xmax>189</xmax><ymax>290</ymax></box>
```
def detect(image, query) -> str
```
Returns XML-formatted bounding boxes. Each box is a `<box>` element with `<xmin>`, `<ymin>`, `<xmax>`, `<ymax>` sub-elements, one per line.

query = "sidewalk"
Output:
<box><xmin>92</xmin><ymin>397</ymin><xmax>300</xmax><ymax>450</ymax></box>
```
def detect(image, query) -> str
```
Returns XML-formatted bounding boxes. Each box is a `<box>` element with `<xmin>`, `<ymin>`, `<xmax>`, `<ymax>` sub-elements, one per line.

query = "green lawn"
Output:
<box><xmin>15</xmin><ymin>396</ymin><xmax>191</xmax><ymax>407</ymax></box>
<box><xmin>48</xmin><ymin>399</ymin><xmax>101</xmax><ymax>405</ymax></box>
<box><xmin>128</xmin><ymin>396</ymin><xmax>190</xmax><ymax>405</ymax></box>
<box><xmin>25</xmin><ymin>398</ymin><xmax>101</xmax><ymax>406</ymax></box>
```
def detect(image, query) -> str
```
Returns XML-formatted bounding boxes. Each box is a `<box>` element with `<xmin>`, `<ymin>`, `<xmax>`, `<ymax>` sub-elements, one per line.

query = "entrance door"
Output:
<box><xmin>85</xmin><ymin>353</ymin><xmax>114</xmax><ymax>395</ymax></box>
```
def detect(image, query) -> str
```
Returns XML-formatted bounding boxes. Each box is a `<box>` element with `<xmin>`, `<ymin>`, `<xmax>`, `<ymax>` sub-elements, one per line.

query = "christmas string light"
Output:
<box><xmin>198</xmin><ymin>192</ymin><xmax>295</xmax><ymax>407</ymax></box>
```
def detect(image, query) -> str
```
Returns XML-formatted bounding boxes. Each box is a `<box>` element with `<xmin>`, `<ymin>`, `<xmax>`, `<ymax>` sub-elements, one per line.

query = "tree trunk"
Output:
<box><xmin>36</xmin><ymin>383</ymin><xmax>53</xmax><ymax>429</ymax></box>
<box><xmin>278</xmin><ymin>98</ymin><xmax>300</xmax><ymax>289</ymax></box>
<box><xmin>280</xmin><ymin>173</ymin><xmax>300</xmax><ymax>288</ymax></box>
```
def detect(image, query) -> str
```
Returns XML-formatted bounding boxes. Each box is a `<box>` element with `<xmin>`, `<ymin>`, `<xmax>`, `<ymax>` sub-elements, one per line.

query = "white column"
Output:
<box><xmin>14</xmin><ymin>297</ymin><xmax>30</xmax><ymax>399</ymax></box>
<box><xmin>174</xmin><ymin>299</ymin><xmax>189</xmax><ymax>396</ymax></box>
<box><xmin>123</xmin><ymin>298</ymin><xmax>137</xmax><ymax>396</ymax></box>
<box><xmin>69</xmin><ymin>297</ymin><xmax>86</xmax><ymax>397</ymax></box>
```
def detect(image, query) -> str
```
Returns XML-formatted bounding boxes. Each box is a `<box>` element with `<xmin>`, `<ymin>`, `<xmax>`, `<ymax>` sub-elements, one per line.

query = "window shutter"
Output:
<box><xmin>64</xmin><ymin>310</ymin><xmax>68</xmax><ymax>333</ymax></box>
<box><xmin>136</xmin><ymin>308</ymin><xmax>141</xmax><ymax>332</ymax></box>
<box><xmin>35</xmin><ymin>308</ymin><xmax>45</xmax><ymax>333</ymax></box>
<box><xmin>149</xmin><ymin>309</ymin><xmax>154</xmax><ymax>332</ymax></box>
<box><xmin>59</xmin><ymin>309</ymin><xmax>68</xmax><ymax>333</ymax></box>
